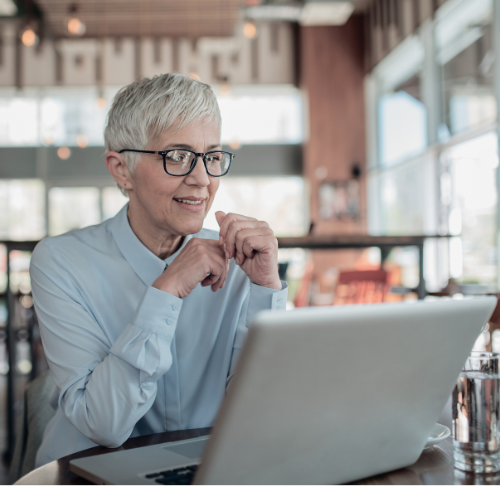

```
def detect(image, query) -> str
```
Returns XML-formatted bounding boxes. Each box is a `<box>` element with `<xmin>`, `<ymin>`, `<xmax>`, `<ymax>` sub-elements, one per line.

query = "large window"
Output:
<box><xmin>0</xmin><ymin>180</ymin><xmax>45</xmax><ymax>240</ymax></box>
<box><xmin>436</xmin><ymin>0</ymin><xmax>495</xmax><ymax>138</ymax></box>
<box><xmin>0</xmin><ymin>179</ymin><xmax>306</xmax><ymax>241</ymax></box>
<box><xmin>374</xmin><ymin>35</ymin><xmax>427</xmax><ymax>169</ymax></box>
<box><xmin>217</xmin><ymin>86</ymin><xmax>303</xmax><ymax>145</ymax></box>
<box><xmin>369</xmin><ymin>0</ymin><xmax>499</xmax><ymax>291</ymax></box>
<box><xmin>0</xmin><ymin>85</ymin><xmax>303</xmax><ymax>148</ymax></box>
<box><xmin>204</xmin><ymin>177</ymin><xmax>307</xmax><ymax>236</ymax></box>
<box><xmin>378</xmin><ymin>76</ymin><xmax>427</xmax><ymax>168</ymax></box>
<box><xmin>0</xmin><ymin>87</ymin><xmax>114</xmax><ymax>147</ymax></box>
<box><xmin>49</xmin><ymin>187</ymin><xmax>101</xmax><ymax>236</ymax></box>
<box><xmin>444</xmin><ymin>132</ymin><xmax>498</xmax><ymax>286</ymax></box>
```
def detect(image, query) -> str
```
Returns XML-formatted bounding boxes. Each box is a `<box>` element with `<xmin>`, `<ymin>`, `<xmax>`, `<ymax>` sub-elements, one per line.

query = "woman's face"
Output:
<box><xmin>128</xmin><ymin>119</ymin><xmax>221</xmax><ymax>237</ymax></box>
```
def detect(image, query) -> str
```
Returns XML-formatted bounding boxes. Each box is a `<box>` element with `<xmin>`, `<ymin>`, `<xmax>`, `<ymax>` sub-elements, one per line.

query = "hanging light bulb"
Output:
<box><xmin>243</xmin><ymin>22</ymin><xmax>257</xmax><ymax>39</ymax></box>
<box><xmin>67</xmin><ymin>3</ymin><xmax>86</xmax><ymax>36</ymax></box>
<box><xmin>57</xmin><ymin>147</ymin><xmax>71</xmax><ymax>160</ymax></box>
<box><xmin>220</xmin><ymin>84</ymin><xmax>231</xmax><ymax>96</ymax></box>
<box><xmin>68</xmin><ymin>17</ymin><xmax>85</xmax><ymax>36</ymax></box>
<box><xmin>229</xmin><ymin>139</ymin><xmax>241</xmax><ymax>150</ymax></box>
<box><xmin>76</xmin><ymin>134</ymin><xmax>88</xmax><ymax>148</ymax></box>
<box><xmin>96</xmin><ymin>96</ymin><xmax>106</xmax><ymax>108</ymax></box>
<box><xmin>21</xmin><ymin>28</ymin><xmax>38</xmax><ymax>47</ymax></box>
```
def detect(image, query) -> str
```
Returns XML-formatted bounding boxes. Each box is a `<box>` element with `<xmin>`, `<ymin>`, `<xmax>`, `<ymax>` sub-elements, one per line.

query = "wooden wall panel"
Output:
<box><xmin>300</xmin><ymin>16</ymin><xmax>367</xmax><ymax>236</ymax></box>
<box><xmin>299</xmin><ymin>17</ymin><xmax>368</xmax><ymax>287</ymax></box>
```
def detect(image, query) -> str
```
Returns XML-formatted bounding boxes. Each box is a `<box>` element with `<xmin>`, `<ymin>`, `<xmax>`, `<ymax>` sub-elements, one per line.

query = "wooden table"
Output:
<box><xmin>15</xmin><ymin>399</ymin><xmax>500</xmax><ymax>485</ymax></box>
<box><xmin>277</xmin><ymin>234</ymin><xmax>454</xmax><ymax>301</ymax></box>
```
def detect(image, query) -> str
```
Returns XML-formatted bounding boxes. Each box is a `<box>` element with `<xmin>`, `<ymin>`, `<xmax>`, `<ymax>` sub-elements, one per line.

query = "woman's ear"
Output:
<box><xmin>105</xmin><ymin>152</ymin><xmax>133</xmax><ymax>192</ymax></box>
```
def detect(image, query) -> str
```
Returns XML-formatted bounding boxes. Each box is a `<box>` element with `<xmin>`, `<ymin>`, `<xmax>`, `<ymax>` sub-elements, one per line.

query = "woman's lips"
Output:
<box><xmin>174</xmin><ymin>197</ymin><xmax>206</xmax><ymax>212</ymax></box>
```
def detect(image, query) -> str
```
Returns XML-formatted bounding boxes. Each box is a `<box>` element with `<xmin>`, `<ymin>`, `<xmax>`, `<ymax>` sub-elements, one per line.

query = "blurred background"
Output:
<box><xmin>0</xmin><ymin>0</ymin><xmax>499</xmax><ymax>481</ymax></box>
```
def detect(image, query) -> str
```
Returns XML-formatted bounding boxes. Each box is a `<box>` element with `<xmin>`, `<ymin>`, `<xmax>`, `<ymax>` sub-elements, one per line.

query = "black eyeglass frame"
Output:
<box><xmin>118</xmin><ymin>148</ymin><xmax>235</xmax><ymax>177</ymax></box>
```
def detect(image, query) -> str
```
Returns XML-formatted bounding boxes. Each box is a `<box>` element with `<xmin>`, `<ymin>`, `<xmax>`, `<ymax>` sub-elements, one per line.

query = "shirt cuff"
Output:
<box><xmin>131</xmin><ymin>286</ymin><xmax>184</xmax><ymax>337</ymax></box>
<box><xmin>246</xmin><ymin>281</ymin><xmax>288</xmax><ymax>327</ymax></box>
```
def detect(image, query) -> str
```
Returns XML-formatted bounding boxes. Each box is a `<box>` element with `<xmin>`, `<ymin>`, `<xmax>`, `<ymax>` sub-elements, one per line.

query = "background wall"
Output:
<box><xmin>300</xmin><ymin>16</ymin><xmax>368</xmax><ymax>283</ymax></box>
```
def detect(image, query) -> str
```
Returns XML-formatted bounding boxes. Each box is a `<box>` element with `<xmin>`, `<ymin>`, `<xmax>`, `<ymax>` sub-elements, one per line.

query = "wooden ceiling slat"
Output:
<box><xmin>35</xmin><ymin>0</ymin><xmax>239</xmax><ymax>38</ymax></box>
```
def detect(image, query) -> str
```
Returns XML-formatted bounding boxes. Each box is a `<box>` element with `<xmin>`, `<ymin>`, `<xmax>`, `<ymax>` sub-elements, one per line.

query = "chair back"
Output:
<box><xmin>8</xmin><ymin>370</ymin><xmax>56</xmax><ymax>484</ymax></box>
<box><xmin>334</xmin><ymin>269</ymin><xmax>390</xmax><ymax>305</ymax></box>
<box><xmin>294</xmin><ymin>260</ymin><xmax>314</xmax><ymax>308</ymax></box>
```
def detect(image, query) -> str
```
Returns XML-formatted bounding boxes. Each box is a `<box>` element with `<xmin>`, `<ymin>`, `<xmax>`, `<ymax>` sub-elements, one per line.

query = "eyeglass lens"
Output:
<box><xmin>165</xmin><ymin>150</ymin><xmax>231</xmax><ymax>176</ymax></box>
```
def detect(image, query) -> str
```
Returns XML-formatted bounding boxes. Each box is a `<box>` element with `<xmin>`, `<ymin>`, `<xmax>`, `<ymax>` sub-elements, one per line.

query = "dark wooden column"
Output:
<box><xmin>299</xmin><ymin>17</ymin><xmax>368</xmax><ymax>287</ymax></box>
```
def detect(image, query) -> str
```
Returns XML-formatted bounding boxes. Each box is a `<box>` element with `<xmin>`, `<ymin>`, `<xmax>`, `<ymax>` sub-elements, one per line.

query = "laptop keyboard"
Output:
<box><xmin>145</xmin><ymin>465</ymin><xmax>199</xmax><ymax>485</ymax></box>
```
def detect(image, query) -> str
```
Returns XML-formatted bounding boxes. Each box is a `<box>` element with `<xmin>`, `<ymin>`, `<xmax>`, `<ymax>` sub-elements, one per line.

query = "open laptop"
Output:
<box><xmin>70</xmin><ymin>296</ymin><xmax>496</xmax><ymax>485</ymax></box>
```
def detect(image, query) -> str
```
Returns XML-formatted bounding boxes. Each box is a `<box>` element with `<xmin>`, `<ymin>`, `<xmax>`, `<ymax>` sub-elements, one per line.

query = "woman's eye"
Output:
<box><xmin>170</xmin><ymin>152</ymin><xmax>188</xmax><ymax>162</ymax></box>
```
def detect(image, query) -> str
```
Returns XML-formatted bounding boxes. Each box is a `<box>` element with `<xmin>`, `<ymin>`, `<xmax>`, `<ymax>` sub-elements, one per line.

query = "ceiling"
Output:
<box><xmin>27</xmin><ymin>0</ymin><xmax>371</xmax><ymax>39</ymax></box>
<box><xmin>34</xmin><ymin>0</ymin><xmax>241</xmax><ymax>38</ymax></box>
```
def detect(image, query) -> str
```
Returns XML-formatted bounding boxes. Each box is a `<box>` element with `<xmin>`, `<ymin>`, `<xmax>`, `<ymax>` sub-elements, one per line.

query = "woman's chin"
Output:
<box><xmin>175</xmin><ymin>218</ymin><xmax>205</xmax><ymax>236</ymax></box>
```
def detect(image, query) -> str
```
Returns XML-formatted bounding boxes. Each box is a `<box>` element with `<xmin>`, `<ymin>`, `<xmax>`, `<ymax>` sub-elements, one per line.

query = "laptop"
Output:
<box><xmin>70</xmin><ymin>296</ymin><xmax>496</xmax><ymax>485</ymax></box>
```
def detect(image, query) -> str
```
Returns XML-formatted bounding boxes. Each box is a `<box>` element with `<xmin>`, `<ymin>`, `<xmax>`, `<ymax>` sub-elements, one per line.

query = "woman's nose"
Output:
<box><xmin>186</xmin><ymin>155</ymin><xmax>210</xmax><ymax>186</ymax></box>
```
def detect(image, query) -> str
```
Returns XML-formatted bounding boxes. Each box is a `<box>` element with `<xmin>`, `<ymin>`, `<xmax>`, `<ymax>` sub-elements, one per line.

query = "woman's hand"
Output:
<box><xmin>152</xmin><ymin>238</ymin><xmax>229</xmax><ymax>298</ymax></box>
<box><xmin>216</xmin><ymin>211</ymin><xmax>281</xmax><ymax>291</ymax></box>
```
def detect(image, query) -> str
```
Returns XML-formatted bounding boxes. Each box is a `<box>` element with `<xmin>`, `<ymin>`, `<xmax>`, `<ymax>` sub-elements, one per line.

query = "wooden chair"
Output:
<box><xmin>334</xmin><ymin>269</ymin><xmax>390</xmax><ymax>305</ymax></box>
<box><xmin>293</xmin><ymin>260</ymin><xmax>314</xmax><ymax>308</ymax></box>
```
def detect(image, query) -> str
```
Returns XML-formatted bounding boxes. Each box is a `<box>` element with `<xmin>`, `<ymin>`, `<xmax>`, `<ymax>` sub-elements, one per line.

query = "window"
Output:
<box><xmin>217</xmin><ymin>87</ymin><xmax>303</xmax><ymax>145</ymax></box>
<box><xmin>444</xmin><ymin>131</ymin><xmax>498</xmax><ymax>286</ymax></box>
<box><xmin>0</xmin><ymin>85</ymin><xmax>303</xmax><ymax>148</ymax></box>
<box><xmin>374</xmin><ymin>35</ymin><xmax>427</xmax><ymax>168</ymax></box>
<box><xmin>436</xmin><ymin>0</ymin><xmax>495</xmax><ymax>138</ymax></box>
<box><xmin>375</xmin><ymin>153</ymin><xmax>435</xmax><ymax>235</ymax></box>
<box><xmin>204</xmin><ymin>177</ymin><xmax>307</xmax><ymax>237</ymax></box>
<box><xmin>49</xmin><ymin>187</ymin><xmax>101</xmax><ymax>236</ymax></box>
<box><xmin>0</xmin><ymin>180</ymin><xmax>45</xmax><ymax>240</ymax></box>
<box><xmin>102</xmin><ymin>186</ymin><xmax>128</xmax><ymax>220</ymax></box>
<box><xmin>378</xmin><ymin>76</ymin><xmax>427</xmax><ymax>167</ymax></box>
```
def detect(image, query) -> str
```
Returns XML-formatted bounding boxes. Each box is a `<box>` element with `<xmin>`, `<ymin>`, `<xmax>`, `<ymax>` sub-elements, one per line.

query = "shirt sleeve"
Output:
<box><xmin>30</xmin><ymin>240</ymin><xmax>183</xmax><ymax>449</ymax></box>
<box><xmin>226</xmin><ymin>281</ymin><xmax>288</xmax><ymax>387</ymax></box>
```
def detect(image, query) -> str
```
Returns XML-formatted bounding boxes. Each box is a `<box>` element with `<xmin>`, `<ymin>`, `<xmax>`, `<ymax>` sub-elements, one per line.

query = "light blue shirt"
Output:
<box><xmin>30</xmin><ymin>203</ymin><xmax>288</xmax><ymax>467</ymax></box>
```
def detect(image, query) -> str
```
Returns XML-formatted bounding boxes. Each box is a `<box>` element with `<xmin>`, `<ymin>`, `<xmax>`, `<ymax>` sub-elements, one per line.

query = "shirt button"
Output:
<box><xmin>171</xmin><ymin>304</ymin><xmax>179</xmax><ymax>312</ymax></box>
<box><xmin>276</xmin><ymin>298</ymin><xmax>283</xmax><ymax>303</ymax></box>
<box><xmin>166</xmin><ymin>318</ymin><xmax>174</xmax><ymax>326</ymax></box>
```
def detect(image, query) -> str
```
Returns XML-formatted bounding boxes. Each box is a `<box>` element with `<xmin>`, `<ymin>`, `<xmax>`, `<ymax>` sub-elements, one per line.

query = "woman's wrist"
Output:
<box><xmin>152</xmin><ymin>274</ymin><xmax>181</xmax><ymax>298</ymax></box>
<box><xmin>253</xmin><ymin>277</ymin><xmax>282</xmax><ymax>291</ymax></box>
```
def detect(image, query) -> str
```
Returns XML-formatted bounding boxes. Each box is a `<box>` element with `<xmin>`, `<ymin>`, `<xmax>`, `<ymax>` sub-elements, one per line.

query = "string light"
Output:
<box><xmin>68</xmin><ymin>17</ymin><xmax>85</xmax><ymax>36</ymax></box>
<box><xmin>21</xmin><ymin>28</ymin><xmax>38</xmax><ymax>47</ymax></box>
<box><xmin>96</xmin><ymin>96</ymin><xmax>106</xmax><ymax>108</ymax></box>
<box><xmin>220</xmin><ymin>84</ymin><xmax>231</xmax><ymax>96</ymax></box>
<box><xmin>57</xmin><ymin>147</ymin><xmax>71</xmax><ymax>160</ymax></box>
<box><xmin>243</xmin><ymin>22</ymin><xmax>257</xmax><ymax>39</ymax></box>
<box><xmin>76</xmin><ymin>134</ymin><xmax>88</xmax><ymax>148</ymax></box>
<box><xmin>189</xmin><ymin>73</ymin><xmax>200</xmax><ymax>81</ymax></box>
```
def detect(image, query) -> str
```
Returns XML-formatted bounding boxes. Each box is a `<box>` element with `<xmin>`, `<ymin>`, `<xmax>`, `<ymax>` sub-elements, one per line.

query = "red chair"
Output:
<box><xmin>293</xmin><ymin>260</ymin><xmax>314</xmax><ymax>308</ymax></box>
<box><xmin>334</xmin><ymin>269</ymin><xmax>390</xmax><ymax>305</ymax></box>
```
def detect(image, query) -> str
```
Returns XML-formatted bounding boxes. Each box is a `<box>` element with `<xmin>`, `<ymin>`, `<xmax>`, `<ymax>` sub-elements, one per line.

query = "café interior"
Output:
<box><xmin>0</xmin><ymin>0</ymin><xmax>499</xmax><ymax>486</ymax></box>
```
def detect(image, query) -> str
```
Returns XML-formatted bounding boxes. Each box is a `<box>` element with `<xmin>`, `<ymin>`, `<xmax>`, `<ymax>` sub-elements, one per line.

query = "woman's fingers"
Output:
<box><xmin>224</xmin><ymin>220</ymin><xmax>268</xmax><ymax>261</ymax></box>
<box><xmin>218</xmin><ymin>213</ymin><xmax>257</xmax><ymax>254</ymax></box>
<box><xmin>155</xmin><ymin>238</ymin><xmax>230</xmax><ymax>297</ymax></box>
<box><xmin>211</xmin><ymin>256</ymin><xmax>229</xmax><ymax>292</ymax></box>
<box><xmin>201</xmin><ymin>273</ymin><xmax>220</xmax><ymax>287</ymax></box>
<box><xmin>233</xmin><ymin>227</ymin><xmax>274</xmax><ymax>265</ymax></box>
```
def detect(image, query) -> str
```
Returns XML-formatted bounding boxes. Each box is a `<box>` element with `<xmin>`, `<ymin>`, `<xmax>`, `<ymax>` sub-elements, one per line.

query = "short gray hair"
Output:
<box><xmin>104</xmin><ymin>73</ymin><xmax>221</xmax><ymax>196</ymax></box>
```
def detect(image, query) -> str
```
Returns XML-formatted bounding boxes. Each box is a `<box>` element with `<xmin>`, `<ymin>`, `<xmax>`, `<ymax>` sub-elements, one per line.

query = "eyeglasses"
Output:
<box><xmin>118</xmin><ymin>149</ymin><xmax>235</xmax><ymax>177</ymax></box>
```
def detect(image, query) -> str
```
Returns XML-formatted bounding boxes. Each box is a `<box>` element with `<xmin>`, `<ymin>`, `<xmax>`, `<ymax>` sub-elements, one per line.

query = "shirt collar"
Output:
<box><xmin>109</xmin><ymin>203</ymin><xmax>190</xmax><ymax>286</ymax></box>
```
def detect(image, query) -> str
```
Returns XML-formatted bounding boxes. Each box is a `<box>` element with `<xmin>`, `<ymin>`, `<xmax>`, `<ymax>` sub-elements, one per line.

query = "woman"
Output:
<box><xmin>30</xmin><ymin>73</ymin><xmax>288</xmax><ymax>467</ymax></box>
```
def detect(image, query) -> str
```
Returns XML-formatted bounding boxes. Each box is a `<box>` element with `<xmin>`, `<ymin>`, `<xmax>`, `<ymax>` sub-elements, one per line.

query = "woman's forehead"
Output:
<box><xmin>152</xmin><ymin>119</ymin><xmax>221</xmax><ymax>149</ymax></box>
